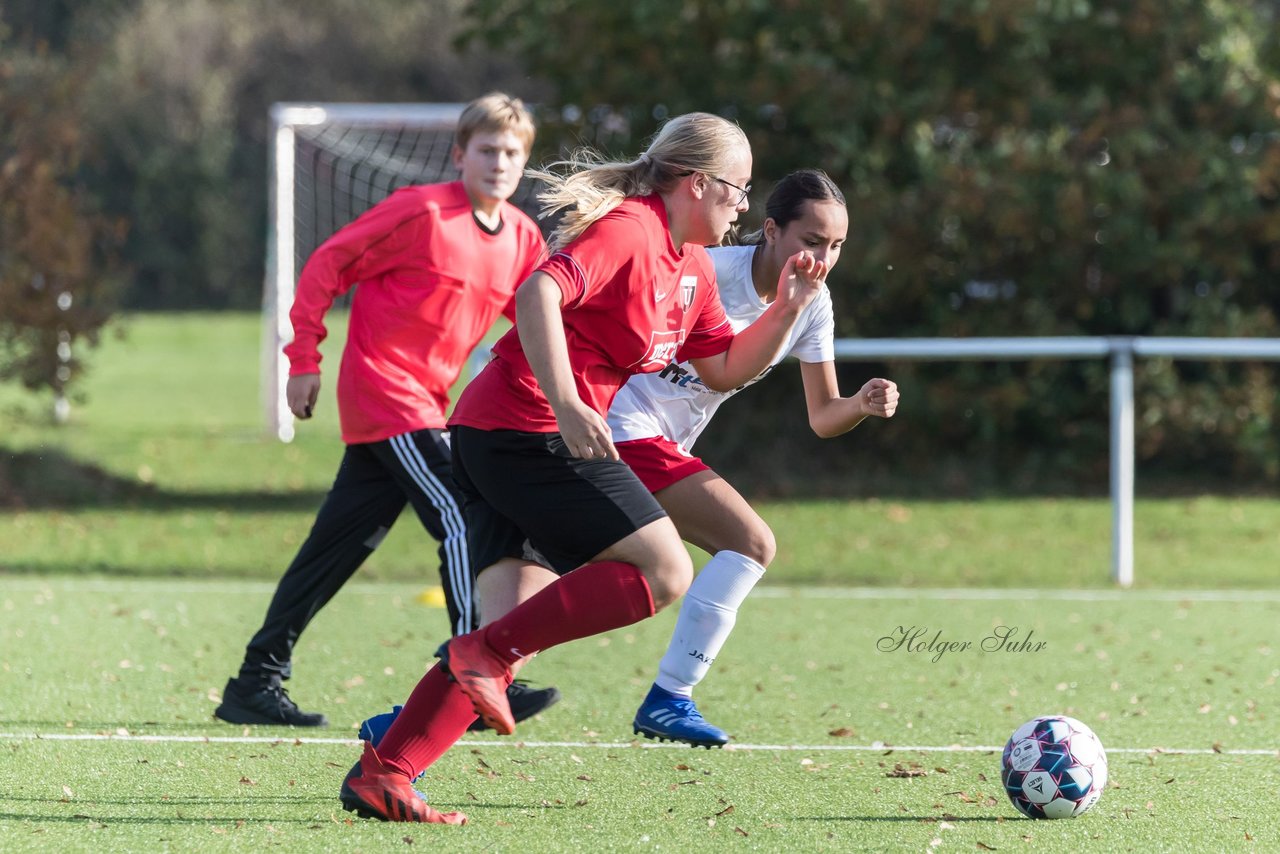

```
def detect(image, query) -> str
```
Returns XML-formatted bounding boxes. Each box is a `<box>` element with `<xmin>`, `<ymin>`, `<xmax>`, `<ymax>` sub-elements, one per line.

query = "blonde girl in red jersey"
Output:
<box><xmin>338</xmin><ymin>112</ymin><xmax>830</xmax><ymax>824</ymax></box>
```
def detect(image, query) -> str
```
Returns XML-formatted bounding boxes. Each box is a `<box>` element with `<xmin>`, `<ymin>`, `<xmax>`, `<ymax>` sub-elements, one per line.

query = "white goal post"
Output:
<box><xmin>262</xmin><ymin>102</ymin><xmax>471</xmax><ymax>443</ymax></box>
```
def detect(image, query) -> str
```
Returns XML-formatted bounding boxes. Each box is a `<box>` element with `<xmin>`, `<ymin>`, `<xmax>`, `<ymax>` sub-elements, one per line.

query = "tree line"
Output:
<box><xmin>3</xmin><ymin>0</ymin><xmax>1278</xmax><ymax>492</ymax></box>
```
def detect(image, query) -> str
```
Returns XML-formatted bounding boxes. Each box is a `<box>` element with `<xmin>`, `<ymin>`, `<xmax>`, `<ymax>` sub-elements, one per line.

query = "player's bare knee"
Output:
<box><xmin>735</xmin><ymin>520</ymin><xmax>776</xmax><ymax>568</ymax></box>
<box><xmin>642</xmin><ymin>552</ymin><xmax>694</xmax><ymax>611</ymax></box>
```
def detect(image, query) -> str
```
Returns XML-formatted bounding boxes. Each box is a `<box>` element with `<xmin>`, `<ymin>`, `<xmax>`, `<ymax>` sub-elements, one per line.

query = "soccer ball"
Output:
<box><xmin>1000</xmin><ymin>715</ymin><xmax>1107</xmax><ymax>819</ymax></box>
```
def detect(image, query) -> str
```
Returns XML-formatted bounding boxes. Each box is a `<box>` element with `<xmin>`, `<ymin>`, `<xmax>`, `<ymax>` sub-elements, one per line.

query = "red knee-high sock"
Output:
<box><xmin>482</xmin><ymin>561</ymin><xmax>656</xmax><ymax>664</ymax></box>
<box><xmin>375</xmin><ymin>664</ymin><xmax>476</xmax><ymax>779</ymax></box>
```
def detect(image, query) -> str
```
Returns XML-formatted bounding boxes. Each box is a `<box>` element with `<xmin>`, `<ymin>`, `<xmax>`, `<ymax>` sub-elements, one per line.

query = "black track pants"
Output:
<box><xmin>236</xmin><ymin>429</ymin><xmax>473</xmax><ymax>681</ymax></box>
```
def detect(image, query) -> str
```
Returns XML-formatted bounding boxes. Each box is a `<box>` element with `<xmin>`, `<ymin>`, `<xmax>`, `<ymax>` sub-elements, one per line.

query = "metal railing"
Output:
<box><xmin>831</xmin><ymin>337</ymin><xmax>1280</xmax><ymax>586</ymax></box>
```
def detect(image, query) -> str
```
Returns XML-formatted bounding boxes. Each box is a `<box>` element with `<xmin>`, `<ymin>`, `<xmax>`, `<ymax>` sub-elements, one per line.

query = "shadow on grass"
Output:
<box><xmin>792</xmin><ymin>815</ymin><xmax>1009</xmax><ymax>823</ymax></box>
<box><xmin>2</xmin><ymin>720</ymin><xmax>348</xmax><ymax>733</ymax></box>
<box><xmin>0</xmin><ymin>810</ymin><xmax>336</xmax><ymax>825</ymax></box>
<box><xmin>0</xmin><ymin>448</ymin><xmax>324</xmax><ymax>512</ymax></box>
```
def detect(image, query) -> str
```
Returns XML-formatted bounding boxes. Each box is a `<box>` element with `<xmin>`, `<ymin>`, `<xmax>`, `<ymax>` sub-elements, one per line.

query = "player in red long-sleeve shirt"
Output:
<box><xmin>215</xmin><ymin>93</ymin><xmax>559</xmax><ymax>729</ymax></box>
<box><xmin>336</xmin><ymin>112</ymin><xmax>829</xmax><ymax>824</ymax></box>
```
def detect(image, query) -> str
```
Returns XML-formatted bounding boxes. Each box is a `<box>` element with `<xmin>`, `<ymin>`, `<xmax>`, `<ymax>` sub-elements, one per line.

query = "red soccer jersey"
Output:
<box><xmin>284</xmin><ymin>181</ymin><xmax>546</xmax><ymax>444</ymax></box>
<box><xmin>450</xmin><ymin>195</ymin><xmax>734</xmax><ymax>433</ymax></box>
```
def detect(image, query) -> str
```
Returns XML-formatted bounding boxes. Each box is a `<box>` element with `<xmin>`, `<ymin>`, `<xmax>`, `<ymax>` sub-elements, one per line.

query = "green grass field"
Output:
<box><xmin>1</xmin><ymin>578</ymin><xmax>1277</xmax><ymax>851</ymax></box>
<box><xmin>1</xmin><ymin>312</ymin><xmax>1278</xmax><ymax>851</ymax></box>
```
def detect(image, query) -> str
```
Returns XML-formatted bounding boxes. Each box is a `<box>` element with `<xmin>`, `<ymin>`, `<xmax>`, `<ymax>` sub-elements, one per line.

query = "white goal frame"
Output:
<box><xmin>262</xmin><ymin>102</ymin><xmax>467</xmax><ymax>442</ymax></box>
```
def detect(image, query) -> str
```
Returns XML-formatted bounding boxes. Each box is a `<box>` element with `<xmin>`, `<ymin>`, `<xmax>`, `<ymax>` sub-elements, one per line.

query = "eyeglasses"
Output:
<box><xmin>679</xmin><ymin>171</ymin><xmax>752</xmax><ymax>205</ymax></box>
<box><xmin>710</xmin><ymin>176</ymin><xmax>752</xmax><ymax>206</ymax></box>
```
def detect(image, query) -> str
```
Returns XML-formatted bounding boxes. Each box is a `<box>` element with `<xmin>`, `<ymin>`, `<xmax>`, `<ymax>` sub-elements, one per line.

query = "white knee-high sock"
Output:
<box><xmin>655</xmin><ymin>550</ymin><xmax>766</xmax><ymax>696</ymax></box>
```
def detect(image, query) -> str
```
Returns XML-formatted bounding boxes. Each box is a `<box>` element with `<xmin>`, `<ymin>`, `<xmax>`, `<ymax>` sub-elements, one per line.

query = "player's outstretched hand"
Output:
<box><xmin>287</xmin><ymin>373</ymin><xmax>322</xmax><ymax>419</ymax></box>
<box><xmin>556</xmin><ymin>400</ymin><xmax>619</xmax><ymax>461</ymax></box>
<box><xmin>858</xmin><ymin>378</ymin><xmax>899</xmax><ymax>419</ymax></box>
<box><xmin>774</xmin><ymin>250</ymin><xmax>828</xmax><ymax>314</ymax></box>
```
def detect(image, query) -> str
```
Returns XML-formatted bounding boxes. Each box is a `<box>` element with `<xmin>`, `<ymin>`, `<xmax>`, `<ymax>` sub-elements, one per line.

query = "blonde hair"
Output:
<box><xmin>530</xmin><ymin>112</ymin><xmax>750</xmax><ymax>251</ymax></box>
<box><xmin>456</xmin><ymin>92</ymin><xmax>536</xmax><ymax>153</ymax></box>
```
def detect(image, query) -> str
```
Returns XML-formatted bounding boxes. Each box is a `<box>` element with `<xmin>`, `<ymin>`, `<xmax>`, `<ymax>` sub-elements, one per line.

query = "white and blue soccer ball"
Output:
<box><xmin>1001</xmin><ymin>715</ymin><xmax>1107</xmax><ymax>819</ymax></box>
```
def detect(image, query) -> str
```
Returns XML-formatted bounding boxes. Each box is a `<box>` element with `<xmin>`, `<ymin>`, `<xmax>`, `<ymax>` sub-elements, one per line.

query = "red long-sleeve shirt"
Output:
<box><xmin>285</xmin><ymin>181</ymin><xmax>546</xmax><ymax>444</ymax></box>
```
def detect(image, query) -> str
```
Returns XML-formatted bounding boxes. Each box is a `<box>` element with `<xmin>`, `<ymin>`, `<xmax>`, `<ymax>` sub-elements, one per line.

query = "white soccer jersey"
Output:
<box><xmin>607</xmin><ymin>243</ymin><xmax>835</xmax><ymax>453</ymax></box>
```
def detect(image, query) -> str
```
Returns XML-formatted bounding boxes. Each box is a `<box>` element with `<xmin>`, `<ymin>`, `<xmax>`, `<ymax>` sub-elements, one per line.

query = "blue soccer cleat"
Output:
<box><xmin>632</xmin><ymin>684</ymin><xmax>729</xmax><ymax>748</ymax></box>
<box><xmin>359</xmin><ymin>679</ymin><xmax>562</xmax><ymax>746</ymax></box>
<box><xmin>358</xmin><ymin>706</ymin><xmax>402</xmax><ymax>746</ymax></box>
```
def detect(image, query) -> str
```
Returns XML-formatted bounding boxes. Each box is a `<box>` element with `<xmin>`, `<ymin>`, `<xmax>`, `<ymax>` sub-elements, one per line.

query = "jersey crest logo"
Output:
<box><xmin>631</xmin><ymin>329</ymin><xmax>687</xmax><ymax>371</ymax></box>
<box><xmin>679</xmin><ymin>276</ymin><xmax>697</xmax><ymax>310</ymax></box>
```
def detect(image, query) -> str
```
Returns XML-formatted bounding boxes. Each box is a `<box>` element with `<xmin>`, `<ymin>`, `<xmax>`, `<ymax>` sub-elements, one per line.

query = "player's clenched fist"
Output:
<box><xmin>858</xmin><ymin>378</ymin><xmax>899</xmax><ymax>419</ymax></box>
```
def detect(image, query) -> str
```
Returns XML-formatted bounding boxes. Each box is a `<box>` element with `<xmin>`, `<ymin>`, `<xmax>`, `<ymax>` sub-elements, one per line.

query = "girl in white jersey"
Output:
<box><xmin>613</xmin><ymin>169</ymin><xmax>900</xmax><ymax>747</ymax></box>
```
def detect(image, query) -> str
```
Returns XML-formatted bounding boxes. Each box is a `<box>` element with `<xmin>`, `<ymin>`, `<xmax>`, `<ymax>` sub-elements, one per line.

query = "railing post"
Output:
<box><xmin>1109</xmin><ymin>339</ymin><xmax>1135</xmax><ymax>587</ymax></box>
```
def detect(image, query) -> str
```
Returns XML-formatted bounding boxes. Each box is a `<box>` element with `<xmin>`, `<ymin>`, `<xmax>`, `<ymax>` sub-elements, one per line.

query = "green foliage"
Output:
<box><xmin>8</xmin><ymin>1</ymin><xmax>1280</xmax><ymax>487</ymax></box>
<box><xmin>75</xmin><ymin>0</ymin><xmax>536</xmax><ymax>308</ymax></box>
<box><xmin>465</xmin><ymin>0</ymin><xmax>1280</xmax><ymax>489</ymax></box>
<box><xmin>0</xmin><ymin>34</ymin><xmax>120</xmax><ymax>403</ymax></box>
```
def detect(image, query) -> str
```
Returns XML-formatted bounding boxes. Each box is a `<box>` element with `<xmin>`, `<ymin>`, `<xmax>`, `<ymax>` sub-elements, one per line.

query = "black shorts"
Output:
<box><xmin>451</xmin><ymin>426</ymin><xmax>667</xmax><ymax>575</ymax></box>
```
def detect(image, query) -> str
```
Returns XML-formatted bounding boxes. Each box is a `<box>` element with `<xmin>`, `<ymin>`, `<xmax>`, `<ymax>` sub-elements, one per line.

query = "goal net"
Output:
<box><xmin>262</xmin><ymin>102</ymin><xmax>541</xmax><ymax>441</ymax></box>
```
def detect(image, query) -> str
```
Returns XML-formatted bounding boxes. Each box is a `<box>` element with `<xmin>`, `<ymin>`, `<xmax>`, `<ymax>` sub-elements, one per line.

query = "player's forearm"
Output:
<box><xmin>808</xmin><ymin>397</ymin><xmax>869</xmax><ymax>438</ymax></box>
<box><xmin>514</xmin><ymin>274</ymin><xmax>578</xmax><ymax>412</ymax></box>
<box><xmin>696</xmin><ymin>303</ymin><xmax>803</xmax><ymax>391</ymax></box>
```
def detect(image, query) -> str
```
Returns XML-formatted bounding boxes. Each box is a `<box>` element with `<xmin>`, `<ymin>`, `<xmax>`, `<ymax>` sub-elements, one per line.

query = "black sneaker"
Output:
<box><xmin>214</xmin><ymin>677</ymin><xmax>329</xmax><ymax>727</ymax></box>
<box><xmin>466</xmin><ymin>680</ymin><xmax>561</xmax><ymax>732</ymax></box>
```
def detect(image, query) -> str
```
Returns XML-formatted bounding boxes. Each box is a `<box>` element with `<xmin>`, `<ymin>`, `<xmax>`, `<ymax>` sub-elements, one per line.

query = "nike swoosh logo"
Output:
<box><xmin>654</xmin><ymin>291</ymin><xmax>668</xmax><ymax>301</ymax></box>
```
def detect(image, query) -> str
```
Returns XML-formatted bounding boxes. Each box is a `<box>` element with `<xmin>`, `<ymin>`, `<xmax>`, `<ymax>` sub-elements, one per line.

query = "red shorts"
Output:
<box><xmin>616</xmin><ymin>436</ymin><xmax>711</xmax><ymax>494</ymax></box>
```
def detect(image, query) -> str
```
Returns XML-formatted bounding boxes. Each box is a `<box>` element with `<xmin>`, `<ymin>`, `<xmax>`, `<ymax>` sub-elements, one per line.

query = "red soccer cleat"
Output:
<box><xmin>339</xmin><ymin>742</ymin><xmax>467</xmax><ymax>824</ymax></box>
<box><xmin>436</xmin><ymin>633</ymin><xmax>515</xmax><ymax>735</ymax></box>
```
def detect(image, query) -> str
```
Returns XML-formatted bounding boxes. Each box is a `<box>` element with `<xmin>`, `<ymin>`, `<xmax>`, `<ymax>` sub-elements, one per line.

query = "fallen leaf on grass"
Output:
<box><xmin>734</xmin><ymin>827</ymin><xmax>748</xmax><ymax>837</ymax></box>
<box><xmin>828</xmin><ymin>727</ymin><xmax>856</xmax><ymax>738</ymax></box>
<box><xmin>885</xmin><ymin>763</ymin><xmax>928</xmax><ymax>778</ymax></box>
